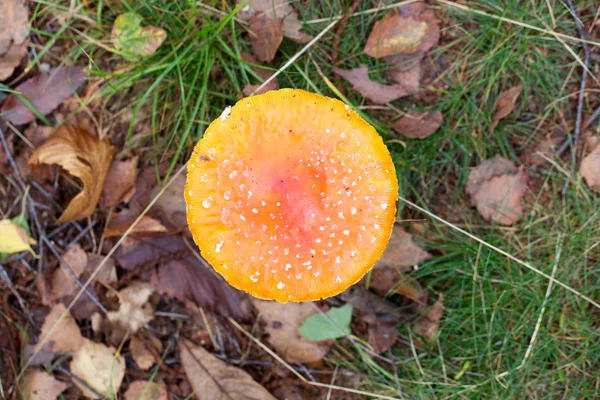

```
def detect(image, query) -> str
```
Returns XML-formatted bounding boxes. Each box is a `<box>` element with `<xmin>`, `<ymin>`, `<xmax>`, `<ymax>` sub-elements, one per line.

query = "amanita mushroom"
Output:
<box><xmin>185</xmin><ymin>89</ymin><xmax>398</xmax><ymax>302</ymax></box>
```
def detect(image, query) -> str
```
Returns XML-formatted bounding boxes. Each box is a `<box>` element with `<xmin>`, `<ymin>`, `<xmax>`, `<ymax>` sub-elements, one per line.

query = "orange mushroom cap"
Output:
<box><xmin>185</xmin><ymin>89</ymin><xmax>398</xmax><ymax>302</ymax></box>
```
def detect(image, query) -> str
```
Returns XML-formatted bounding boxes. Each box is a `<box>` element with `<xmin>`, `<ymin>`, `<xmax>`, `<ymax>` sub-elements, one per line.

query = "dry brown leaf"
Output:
<box><xmin>472</xmin><ymin>169</ymin><xmax>528</xmax><ymax>225</ymax></box>
<box><xmin>364</xmin><ymin>3</ymin><xmax>439</xmax><ymax>58</ymax></box>
<box><xmin>28</xmin><ymin>123</ymin><xmax>115</xmax><ymax>223</ymax></box>
<box><xmin>106</xmin><ymin>281</ymin><xmax>154</xmax><ymax>335</ymax></box>
<box><xmin>49</xmin><ymin>244</ymin><xmax>87</xmax><ymax>302</ymax></box>
<box><xmin>375</xmin><ymin>225</ymin><xmax>432</xmax><ymax>270</ymax></box>
<box><xmin>467</xmin><ymin>157</ymin><xmax>528</xmax><ymax>225</ymax></box>
<box><xmin>392</xmin><ymin>111</ymin><xmax>443</xmax><ymax>139</ymax></box>
<box><xmin>340</xmin><ymin>286</ymin><xmax>399</xmax><ymax>315</ymax></box>
<box><xmin>0</xmin><ymin>0</ymin><xmax>29</xmax><ymax>54</ymax></box>
<box><xmin>368</xmin><ymin>320</ymin><xmax>398</xmax><ymax>354</ymax></box>
<box><xmin>384</xmin><ymin>61</ymin><xmax>422</xmax><ymax>93</ymax></box>
<box><xmin>241</xmin><ymin>52</ymin><xmax>279</xmax><ymax>96</ymax></box>
<box><xmin>334</xmin><ymin>64</ymin><xmax>409</xmax><ymax>104</ymax></box>
<box><xmin>34</xmin><ymin>303</ymin><xmax>83</xmax><ymax>356</ymax></box>
<box><xmin>238</xmin><ymin>0</ymin><xmax>313</xmax><ymax>43</ymax></box>
<box><xmin>151</xmin><ymin>172</ymin><xmax>187</xmax><ymax>229</ymax></box>
<box><xmin>23</xmin><ymin>369</ymin><xmax>69</xmax><ymax>400</ymax></box>
<box><xmin>104</xmin><ymin>214</ymin><xmax>168</xmax><ymax>238</ymax></box>
<box><xmin>580</xmin><ymin>143</ymin><xmax>600</xmax><ymax>191</ymax></box>
<box><xmin>102</xmin><ymin>156</ymin><xmax>139</xmax><ymax>208</ymax></box>
<box><xmin>249</xmin><ymin>15</ymin><xmax>284</xmax><ymax>63</ymax></box>
<box><xmin>491</xmin><ymin>85</ymin><xmax>523</xmax><ymax>130</ymax></box>
<box><xmin>413</xmin><ymin>294</ymin><xmax>444</xmax><ymax>341</ymax></box>
<box><xmin>180</xmin><ymin>340</ymin><xmax>277</xmax><ymax>400</ymax></box>
<box><xmin>70</xmin><ymin>339</ymin><xmax>126</xmax><ymax>399</ymax></box>
<box><xmin>251</xmin><ymin>300</ymin><xmax>330</xmax><ymax>364</ymax></box>
<box><xmin>129</xmin><ymin>336</ymin><xmax>156</xmax><ymax>371</ymax></box>
<box><xmin>466</xmin><ymin>155</ymin><xmax>517</xmax><ymax>199</ymax></box>
<box><xmin>370</xmin><ymin>266</ymin><xmax>425</xmax><ymax>303</ymax></box>
<box><xmin>1</xmin><ymin>66</ymin><xmax>87</xmax><ymax>125</ymax></box>
<box><xmin>0</xmin><ymin>41</ymin><xmax>27</xmax><ymax>81</ymax></box>
<box><xmin>124</xmin><ymin>381</ymin><xmax>167</xmax><ymax>400</ymax></box>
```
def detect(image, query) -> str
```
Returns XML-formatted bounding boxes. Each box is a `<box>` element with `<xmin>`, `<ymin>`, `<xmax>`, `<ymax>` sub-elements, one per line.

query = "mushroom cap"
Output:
<box><xmin>185</xmin><ymin>89</ymin><xmax>398</xmax><ymax>302</ymax></box>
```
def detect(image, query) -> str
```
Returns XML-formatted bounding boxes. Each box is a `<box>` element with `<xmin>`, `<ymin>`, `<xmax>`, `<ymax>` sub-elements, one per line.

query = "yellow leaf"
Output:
<box><xmin>0</xmin><ymin>219</ymin><xmax>35</xmax><ymax>254</ymax></box>
<box><xmin>28</xmin><ymin>123</ymin><xmax>115</xmax><ymax>223</ymax></box>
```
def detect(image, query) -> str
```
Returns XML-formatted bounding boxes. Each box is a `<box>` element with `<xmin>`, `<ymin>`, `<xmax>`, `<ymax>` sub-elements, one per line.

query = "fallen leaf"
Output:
<box><xmin>106</xmin><ymin>281</ymin><xmax>154</xmax><ymax>335</ymax></box>
<box><xmin>334</xmin><ymin>64</ymin><xmax>409</xmax><ymax>104</ymax></box>
<box><xmin>102</xmin><ymin>156</ymin><xmax>138</xmax><ymax>208</ymax></box>
<box><xmin>384</xmin><ymin>61</ymin><xmax>422</xmax><ymax>93</ymax></box>
<box><xmin>124</xmin><ymin>381</ymin><xmax>167</xmax><ymax>400</ymax></box>
<box><xmin>473</xmin><ymin>169</ymin><xmax>527</xmax><ymax>225</ymax></box>
<box><xmin>251</xmin><ymin>300</ymin><xmax>330</xmax><ymax>363</ymax></box>
<box><xmin>112</xmin><ymin>13</ymin><xmax>167</xmax><ymax>59</ymax></box>
<box><xmin>238</xmin><ymin>0</ymin><xmax>312</xmax><ymax>43</ymax></box>
<box><xmin>180</xmin><ymin>340</ymin><xmax>277</xmax><ymax>400</ymax></box>
<box><xmin>364</xmin><ymin>3</ymin><xmax>439</xmax><ymax>58</ymax></box>
<box><xmin>0</xmin><ymin>41</ymin><xmax>27</xmax><ymax>81</ymax></box>
<box><xmin>370</xmin><ymin>266</ymin><xmax>425</xmax><ymax>303</ymax></box>
<box><xmin>0</xmin><ymin>65</ymin><xmax>87</xmax><ymax>125</ymax></box>
<box><xmin>580</xmin><ymin>143</ymin><xmax>600</xmax><ymax>191</ymax></box>
<box><xmin>340</xmin><ymin>286</ymin><xmax>400</xmax><ymax>315</ymax></box>
<box><xmin>28</xmin><ymin>123</ymin><xmax>116</xmax><ymax>223</ymax></box>
<box><xmin>299</xmin><ymin>304</ymin><xmax>353</xmax><ymax>341</ymax></box>
<box><xmin>249</xmin><ymin>15</ymin><xmax>284</xmax><ymax>63</ymax></box>
<box><xmin>70</xmin><ymin>339</ymin><xmax>126</xmax><ymax>399</ymax></box>
<box><xmin>34</xmin><ymin>303</ymin><xmax>83</xmax><ymax>356</ymax></box>
<box><xmin>129</xmin><ymin>336</ymin><xmax>156</xmax><ymax>371</ymax></box>
<box><xmin>392</xmin><ymin>111</ymin><xmax>444</xmax><ymax>139</ymax></box>
<box><xmin>49</xmin><ymin>244</ymin><xmax>87</xmax><ymax>302</ymax></box>
<box><xmin>413</xmin><ymin>294</ymin><xmax>444</xmax><ymax>341</ymax></box>
<box><xmin>491</xmin><ymin>85</ymin><xmax>523</xmax><ymax>130</ymax></box>
<box><xmin>242</xmin><ymin>52</ymin><xmax>279</xmax><ymax>96</ymax></box>
<box><xmin>23</xmin><ymin>369</ymin><xmax>69</xmax><ymax>400</ymax></box>
<box><xmin>368</xmin><ymin>320</ymin><xmax>398</xmax><ymax>354</ymax></box>
<box><xmin>0</xmin><ymin>218</ymin><xmax>35</xmax><ymax>255</ymax></box>
<box><xmin>375</xmin><ymin>225</ymin><xmax>432</xmax><ymax>270</ymax></box>
<box><xmin>128</xmin><ymin>236</ymin><xmax>246</xmax><ymax>319</ymax></box>
<box><xmin>467</xmin><ymin>157</ymin><xmax>528</xmax><ymax>225</ymax></box>
<box><xmin>0</xmin><ymin>0</ymin><xmax>29</xmax><ymax>54</ymax></box>
<box><xmin>465</xmin><ymin>155</ymin><xmax>517</xmax><ymax>198</ymax></box>
<box><xmin>104</xmin><ymin>214</ymin><xmax>168</xmax><ymax>238</ymax></box>
<box><xmin>151</xmin><ymin>172</ymin><xmax>187</xmax><ymax>229</ymax></box>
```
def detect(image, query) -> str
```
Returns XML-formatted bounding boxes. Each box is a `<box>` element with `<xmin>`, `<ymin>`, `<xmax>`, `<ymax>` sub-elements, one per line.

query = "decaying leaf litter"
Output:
<box><xmin>1</xmin><ymin>0</ymin><xmax>599</xmax><ymax>399</ymax></box>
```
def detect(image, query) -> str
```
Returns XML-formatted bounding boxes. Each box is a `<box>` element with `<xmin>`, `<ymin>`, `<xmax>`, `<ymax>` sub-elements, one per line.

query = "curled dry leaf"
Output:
<box><xmin>180</xmin><ymin>340</ymin><xmax>277</xmax><ymax>400</ymax></box>
<box><xmin>23</xmin><ymin>369</ymin><xmax>69</xmax><ymax>400</ymax></box>
<box><xmin>112</xmin><ymin>13</ymin><xmax>167</xmax><ymax>59</ymax></box>
<box><xmin>241</xmin><ymin>52</ymin><xmax>278</xmax><ymax>96</ymax></box>
<box><xmin>28</xmin><ymin>123</ymin><xmax>116</xmax><ymax>223</ymax></box>
<box><xmin>392</xmin><ymin>111</ymin><xmax>444</xmax><ymax>139</ymax></box>
<box><xmin>106</xmin><ymin>281</ymin><xmax>154</xmax><ymax>335</ymax></box>
<box><xmin>124</xmin><ymin>381</ymin><xmax>167</xmax><ymax>400</ymax></box>
<box><xmin>70</xmin><ymin>339</ymin><xmax>126</xmax><ymax>399</ymax></box>
<box><xmin>104</xmin><ymin>213</ymin><xmax>168</xmax><ymax>238</ymax></box>
<box><xmin>334</xmin><ymin>64</ymin><xmax>409</xmax><ymax>104</ymax></box>
<box><xmin>0</xmin><ymin>66</ymin><xmax>87</xmax><ymax>125</ymax></box>
<box><xmin>580</xmin><ymin>143</ymin><xmax>600</xmax><ymax>191</ymax></box>
<box><xmin>364</xmin><ymin>3</ymin><xmax>439</xmax><ymax>58</ymax></box>
<box><xmin>34</xmin><ymin>303</ymin><xmax>83</xmax><ymax>356</ymax></box>
<box><xmin>238</xmin><ymin>0</ymin><xmax>313</xmax><ymax>43</ymax></box>
<box><xmin>413</xmin><ymin>294</ymin><xmax>444</xmax><ymax>341</ymax></box>
<box><xmin>251</xmin><ymin>299</ymin><xmax>330</xmax><ymax>364</ymax></box>
<box><xmin>0</xmin><ymin>218</ymin><xmax>35</xmax><ymax>255</ymax></box>
<box><xmin>466</xmin><ymin>156</ymin><xmax>528</xmax><ymax>225</ymax></box>
<box><xmin>102</xmin><ymin>156</ymin><xmax>138</xmax><ymax>208</ymax></box>
<box><xmin>491</xmin><ymin>85</ymin><xmax>523</xmax><ymax>130</ymax></box>
<box><xmin>249</xmin><ymin>15</ymin><xmax>284</xmax><ymax>63</ymax></box>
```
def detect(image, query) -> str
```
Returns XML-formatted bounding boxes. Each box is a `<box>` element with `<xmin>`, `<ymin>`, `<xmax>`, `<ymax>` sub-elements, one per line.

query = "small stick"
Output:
<box><xmin>562</xmin><ymin>0</ymin><xmax>591</xmax><ymax>192</ymax></box>
<box><xmin>0</xmin><ymin>264</ymin><xmax>35</xmax><ymax>327</ymax></box>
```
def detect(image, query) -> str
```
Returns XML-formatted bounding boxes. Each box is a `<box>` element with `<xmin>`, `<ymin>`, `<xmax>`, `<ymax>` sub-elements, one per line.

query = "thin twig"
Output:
<box><xmin>561</xmin><ymin>0</ymin><xmax>591</xmax><ymax>193</ymax></box>
<box><xmin>0</xmin><ymin>265</ymin><xmax>35</xmax><ymax>327</ymax></box>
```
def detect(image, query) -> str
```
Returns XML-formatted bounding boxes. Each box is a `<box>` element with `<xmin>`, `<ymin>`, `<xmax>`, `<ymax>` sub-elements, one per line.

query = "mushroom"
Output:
<box><xmin>185</xmin><ymin>89</ymin><xmax>398</xmax><ymax>302</ymax></box>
